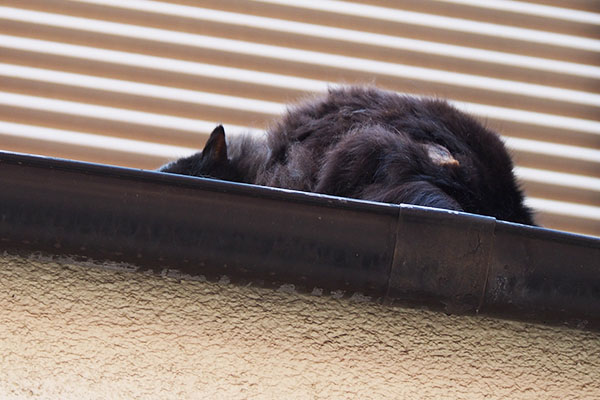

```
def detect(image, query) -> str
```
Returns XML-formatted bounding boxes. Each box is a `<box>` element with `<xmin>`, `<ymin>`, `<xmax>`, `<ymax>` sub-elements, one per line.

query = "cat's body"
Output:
<box><xmin>160</xmin><ymin>86</ymin><xmax>534</xmax><ymax>225</ymax></box>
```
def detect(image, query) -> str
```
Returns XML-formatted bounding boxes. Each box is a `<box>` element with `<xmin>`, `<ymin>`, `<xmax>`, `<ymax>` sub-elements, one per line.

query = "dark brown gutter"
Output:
<box><xmin>1</xmin><ymin>151</ymin><xmax>598</xmax><ymax>329</ymax></box>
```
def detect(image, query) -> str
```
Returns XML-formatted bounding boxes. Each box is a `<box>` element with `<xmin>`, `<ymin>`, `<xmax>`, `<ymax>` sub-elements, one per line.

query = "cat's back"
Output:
<box><xmin>264</xmin><ymin>87</ymin><xmax>418</xmax><ymax>167</ymax></box>
<box><xmin>269</xmin><ymin>87</ymin><xmax>416</xmax><ymax>140</ymax></box>
<box><xmin>268</xmin><ymin>86</ymin><xmax>491</xmax><ymax>146</ymax></box>
<box><xmin>260</xmin><ymin>86</ymin><xmax>532</xmax><ymax>224</ymax></box>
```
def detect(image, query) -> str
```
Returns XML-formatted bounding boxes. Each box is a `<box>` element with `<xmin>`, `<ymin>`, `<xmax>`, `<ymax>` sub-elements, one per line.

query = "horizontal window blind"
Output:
<box><xmin>0</xmin><ymin>0</ymin><xmax>598</xmax><ymax>236</ymax></box>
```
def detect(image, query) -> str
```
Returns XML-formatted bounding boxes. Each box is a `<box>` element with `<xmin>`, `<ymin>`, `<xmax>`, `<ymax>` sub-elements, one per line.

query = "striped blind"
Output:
<box><xmin>1</xmin><ymin>0</ymin><xmax>599</xmax><ymax>236</ymax></box>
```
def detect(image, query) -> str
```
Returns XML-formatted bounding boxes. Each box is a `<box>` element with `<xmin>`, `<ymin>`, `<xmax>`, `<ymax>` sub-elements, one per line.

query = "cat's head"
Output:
<box><xmin>159</xmin><ymin>125</ymin><xmax>242</xmax><ymax>181</ymax></box>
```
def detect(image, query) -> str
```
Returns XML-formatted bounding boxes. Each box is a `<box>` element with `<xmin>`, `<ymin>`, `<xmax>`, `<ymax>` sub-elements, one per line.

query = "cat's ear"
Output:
<box><xmin>202</xmin><ymin>125</ymin><xmax>228</xmax><ymax>163</ymax></box>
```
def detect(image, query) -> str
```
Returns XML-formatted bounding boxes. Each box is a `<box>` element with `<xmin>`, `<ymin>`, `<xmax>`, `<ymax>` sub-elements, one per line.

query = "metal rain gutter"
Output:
<box><xmin>1</xmin><ymin>151</ymin><xmax>598</xmax><ymax>330</ymax></box>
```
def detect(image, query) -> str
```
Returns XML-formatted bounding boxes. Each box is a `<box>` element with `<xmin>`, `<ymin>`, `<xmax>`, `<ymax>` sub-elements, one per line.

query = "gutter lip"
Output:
<box><xmin>5</xmin><ymin>150</ymin><xmax>598</xmax><ymax>241</ymax></box>
<box><xmin>3</xmin><ymin>150</ymin><xmax>403</xmax><ymax>215</ymax></box>
<box><xmin>1</xmin><ymin>150</ymin><xmax>599</xmax><ymax>330</ymax></box>
<box><xmin>494</xmin><ymin>217</ymin><xmax>599</xmax><ymax>245</ymax></box>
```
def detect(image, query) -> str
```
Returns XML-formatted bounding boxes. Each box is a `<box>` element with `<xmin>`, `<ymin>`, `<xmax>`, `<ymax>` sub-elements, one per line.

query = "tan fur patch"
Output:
<box><xmin>425</xmin><ymin>143</ymin><xmax>459</xmax><ymax>166</ymax></box>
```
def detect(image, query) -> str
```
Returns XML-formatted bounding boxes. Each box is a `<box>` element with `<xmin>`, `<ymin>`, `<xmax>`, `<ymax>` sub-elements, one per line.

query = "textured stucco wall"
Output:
<box><xmin>1</xmin><ymin>255</ymin><xmax>599</xmax><ymax>399</ymax></box>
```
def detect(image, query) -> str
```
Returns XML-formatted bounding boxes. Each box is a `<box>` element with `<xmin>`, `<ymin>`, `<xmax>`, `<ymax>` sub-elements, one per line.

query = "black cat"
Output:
<box><xmin>159</xmin><ymin>86</ymin><xmax>534</xmax><ymax>225</ymax></box>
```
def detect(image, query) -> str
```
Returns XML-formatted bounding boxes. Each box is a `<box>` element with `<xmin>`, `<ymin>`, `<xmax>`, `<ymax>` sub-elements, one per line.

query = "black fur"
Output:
<box><xmin>159</xmin><ymin>86</ymin><xmax>534</xmax><ymax>225</ymax></box>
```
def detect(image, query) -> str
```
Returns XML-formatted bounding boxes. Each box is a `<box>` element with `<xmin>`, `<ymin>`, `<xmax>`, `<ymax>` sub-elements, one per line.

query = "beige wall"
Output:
<box><xmin>1</xmin><ymin>255</ymin><xmax>599</xmax><ymax>399</ymax></box>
